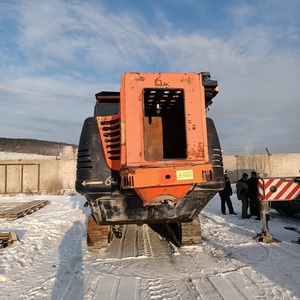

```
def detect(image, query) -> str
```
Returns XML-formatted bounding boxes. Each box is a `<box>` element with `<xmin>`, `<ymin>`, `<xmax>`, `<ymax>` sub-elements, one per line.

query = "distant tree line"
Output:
<box><xmin>0</xmin><ymin>138</ymin><xmax>78</xmax><ymax>156</ymax></box>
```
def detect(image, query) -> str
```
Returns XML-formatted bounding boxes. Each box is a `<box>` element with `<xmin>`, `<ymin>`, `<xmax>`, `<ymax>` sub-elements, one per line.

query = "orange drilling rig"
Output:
<box><xmin>76</xmin><ymin>72</ymin><xmax>224</xmax><ymax>250</ymax></box>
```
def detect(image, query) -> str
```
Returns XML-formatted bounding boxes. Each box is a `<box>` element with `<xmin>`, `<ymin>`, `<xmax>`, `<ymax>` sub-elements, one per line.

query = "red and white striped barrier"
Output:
<box><xmin>258</xmin><ymin>177</ymin><xmax>300</xmax><ymax>201</ymax></box>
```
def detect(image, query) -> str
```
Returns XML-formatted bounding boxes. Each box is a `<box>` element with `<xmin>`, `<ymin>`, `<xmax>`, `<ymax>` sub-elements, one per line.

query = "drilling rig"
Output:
<box><xmin>76</xmin><ymin>72</ymin><xmax>224</xmax><ymax>250</ymax></box>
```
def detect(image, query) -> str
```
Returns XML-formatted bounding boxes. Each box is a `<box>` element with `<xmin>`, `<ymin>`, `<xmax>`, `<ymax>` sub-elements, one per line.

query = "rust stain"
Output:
<box><xmin>136</xmin><ymin>75</ymin><xmax>146</xmax><ymax>82</ymax></box>
<box><xmin>129</xmin><ymin>74</ymin><xmax>146</xmax><ymax>82</ymax></box>
<box><xmin>180</xmin><ymin>76</ymin><xmax>194</xmax><ymax>85</ymax></box>
<box><xmin>197</xmin><ymin>142</ymin><xmax>205</xmax><ymax>158</ymax></box>
<box><xmin>188</xmin><ymin>142</ymin><xmax>205</xmax><ymax>159</ymax></box>
<box><xmin>120</xmin><ymin>167</ymin><xmax>136</xmax><ymax>175</ymax></box>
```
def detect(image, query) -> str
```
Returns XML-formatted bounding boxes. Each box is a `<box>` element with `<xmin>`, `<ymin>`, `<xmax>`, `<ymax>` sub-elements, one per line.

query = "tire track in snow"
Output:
<box><xmin>5</xmin><ymin>208</ymin><xmax>295</xmax><ymax>300</ymax></box>
<box><xmin>83</xmin><ymin>272</ymin><xmax>141</xmax><ymax>300</ymax></box>
<box><xmin>84</xmin><ymin>225</ymin><xmax>260</xmax><ymax>300</ymax></box>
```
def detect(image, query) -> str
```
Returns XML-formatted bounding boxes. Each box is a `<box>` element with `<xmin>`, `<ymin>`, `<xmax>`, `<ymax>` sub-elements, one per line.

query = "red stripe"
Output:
<box><xmin>286</xmin><ymin>185</ymin><xmax>300</xmax><ymax>200</ymax></box>
<box><xmin>265</xmin><ymin>180</ymin><xmax>283</xmax><ymax>200</ymax></box>
<box><xmin>264</xmin><ymin>179</ymin><xmax>274</xmax><ymax>190</ymax></box>
<box><xmin>258</xmin><ymin>179</ymin><xmax>265</xmax><ymax>200</ymax></box>
<box><xmin>273</xmin><ymin>181</ymin><xmax>293</xmax><ymax>200</ymax></box>
<box><xmin>257</xmin><ymin>177</ymin><xmax>300</xmax><ymax>201</ymax></box>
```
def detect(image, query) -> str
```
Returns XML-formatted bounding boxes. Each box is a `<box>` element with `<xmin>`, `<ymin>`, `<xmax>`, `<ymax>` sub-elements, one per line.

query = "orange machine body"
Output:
<box><xmin>76</xmin><ymin>71</ymin><xmax>223</xmax><ymax>227</ymax></box>
<box><xmin>107</xmin><ymin>72</ymin><xmax>213</xmax><ymax>204</ymax></box>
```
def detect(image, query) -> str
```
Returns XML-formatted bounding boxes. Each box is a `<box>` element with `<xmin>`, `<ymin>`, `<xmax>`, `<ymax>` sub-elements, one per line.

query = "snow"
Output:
<box><xmin>0</xmin><ymin>152</ymin><xmax>56</xmax><ymax>160</ymax></box>
<box><xmin>0</xmin><ymin>191</ymin><xmax>300</xmax><ymax>299</ymax></box>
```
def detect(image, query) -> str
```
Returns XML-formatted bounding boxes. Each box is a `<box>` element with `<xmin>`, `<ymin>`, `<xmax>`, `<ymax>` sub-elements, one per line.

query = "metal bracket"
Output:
<box><xmin>253</xmin><ymin>201</ymin><xmax>281</xmax><ymax>243</ymax></box>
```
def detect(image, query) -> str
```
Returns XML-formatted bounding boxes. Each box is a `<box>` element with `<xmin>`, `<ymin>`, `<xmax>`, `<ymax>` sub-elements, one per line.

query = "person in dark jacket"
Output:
<box><xmin>219</xmin><ymin>171</ymin><xmax>237</xmax><ymax>215</ymax></box>
<box><xmin>236</xmin><ymin>173</ymin><xmax>250</xmax><ymax>219</ymax></box>
<box><xmin>247</xmin><ymin>171</ymin><xmax>270</xmax><ymax>221</ymax></box>
<box><xmin>247</xmin><ymin>171</ymin><xmax>259</xmax><ymax>217</ymax></box>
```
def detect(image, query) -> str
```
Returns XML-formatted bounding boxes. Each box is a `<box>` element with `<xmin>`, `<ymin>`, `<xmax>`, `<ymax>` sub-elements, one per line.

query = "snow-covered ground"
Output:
<box><xmin>0</xmin><ymin>191</ymin><xmax>300</xmax><ymax>300</ymax></box>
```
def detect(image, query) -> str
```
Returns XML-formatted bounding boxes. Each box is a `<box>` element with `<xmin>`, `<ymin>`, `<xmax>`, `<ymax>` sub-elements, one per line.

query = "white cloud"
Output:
<box><xmin>0</xmin><ymin>0</ymin><xmax>299</xmax><ymax>152</ymax></box>
<box><xmin>8</xmin><ymin>1</ymin><xmax>153</xmax><ymax>72</ymax></box>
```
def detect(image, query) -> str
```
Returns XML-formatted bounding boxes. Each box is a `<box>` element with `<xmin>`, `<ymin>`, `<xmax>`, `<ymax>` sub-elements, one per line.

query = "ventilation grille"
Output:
<box><xmin>122</xmin><ymin>175</ymin><xmax>135</xmax><ymax>188</ymax></box>
<box><xmin>77</xmin><ymin>149</ymin><xmax>92</xmax><ymax>169</ymax></box>
<box><xmin>99</xmin><ymin>117</ymin><xmax>121</xmax><ymax>161</ymax></box>
<box><xmin>211</xmin><ymin>148</ymin><xmax>223</xmax><ymax>167</ymax></box>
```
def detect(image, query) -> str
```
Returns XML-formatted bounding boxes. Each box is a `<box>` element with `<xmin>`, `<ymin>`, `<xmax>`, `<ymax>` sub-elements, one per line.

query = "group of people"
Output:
<box><xmin>219</xmin><ymin>170</ymin><xmax>262</xmax><ymax>219</ymax></box>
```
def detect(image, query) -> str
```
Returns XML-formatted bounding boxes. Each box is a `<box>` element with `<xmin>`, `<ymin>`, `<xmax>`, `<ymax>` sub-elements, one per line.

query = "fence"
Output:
<box><xmin>0</xmin><ymin>158</ymin><xmax>76</xmax><ymax>195</ymax></box>
<box><xmin>0</xmin><ymin>153</ymin><xmax>299</xmax><ymax>194</ymax></box>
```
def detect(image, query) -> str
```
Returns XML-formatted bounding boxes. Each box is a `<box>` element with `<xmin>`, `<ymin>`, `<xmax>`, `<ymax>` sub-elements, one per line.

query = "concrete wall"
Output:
<box><xmin>223</xmin><ymin>153</ymin><xmax>300</xmax><ymax>182</ymax></box>
<box><xmin>0</xmin><ymin>152</ymin><xmax>299</xmax><ymax>194</ymax></box>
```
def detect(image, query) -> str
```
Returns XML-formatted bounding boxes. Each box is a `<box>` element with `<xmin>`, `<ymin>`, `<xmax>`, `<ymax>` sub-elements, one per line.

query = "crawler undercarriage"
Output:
<box><xmin>86</xmin><ymin>214</ymin><xmax>202</xmax><ymax>251</ymax></box>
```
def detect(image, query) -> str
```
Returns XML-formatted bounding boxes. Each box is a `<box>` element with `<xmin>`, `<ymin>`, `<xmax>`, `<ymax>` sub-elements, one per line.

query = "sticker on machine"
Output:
<box><xmin>176</xmin><ymin>170</ymin><xmax>194</xmax><ymax>181</ymax></box>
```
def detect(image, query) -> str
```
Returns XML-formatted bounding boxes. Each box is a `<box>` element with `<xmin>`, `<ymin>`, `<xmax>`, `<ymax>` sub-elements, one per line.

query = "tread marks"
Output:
<box><xmin>208</xmin><ymin>274</ymin><xmax>245</xmax><ymax>299</ymax></box>
<box><xmin>84</xmin><ymin>273</ymin><xmax>141</xmax><ymax>300</ymax></box>
<box><xmin>145</xmin><ymin>278</ymin><xmax>182</xmax><ymax>300</ymax></box>
<box><xmin>225</xmin><ymin>270</ymin><xmax>261</xmax><ymax>299</ymax></box>
<box><xmin>192</xmin><ymin>277</ymin><xmax>223</xmax><ymax>299</ymax></box>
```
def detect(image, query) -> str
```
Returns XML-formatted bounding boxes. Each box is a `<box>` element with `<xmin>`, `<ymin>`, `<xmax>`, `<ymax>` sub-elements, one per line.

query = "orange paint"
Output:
<box><xmin>103</xmin><ymin>72</ymin><xmax>216</xmax><ymax>203</ymax></box>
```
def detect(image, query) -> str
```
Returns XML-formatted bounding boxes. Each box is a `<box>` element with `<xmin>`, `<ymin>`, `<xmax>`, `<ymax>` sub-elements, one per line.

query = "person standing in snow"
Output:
<box><xmin>247</xmin><ymin>171</ymin><xmax>259</xmax><ymax>218</ymax></box>
<box><xmin>247</xmin><ymin>171</ymin><xmax>270</xmax><ymax>221</ymax></box>
<box><xmin>236</xmin><ymin>173</ymin><xmax>250</xmax><ymax>219</ymax></box>
<box><xmin>219</xmin><ymin>171</ymin><xmax>237</xmax><ymax>215</ymax></box>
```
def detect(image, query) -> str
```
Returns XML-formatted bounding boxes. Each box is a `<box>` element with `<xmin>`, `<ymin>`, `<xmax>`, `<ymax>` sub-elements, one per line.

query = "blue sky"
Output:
<box><xmin>0</xmin><ymin>0</ymin><xmax>299</xmax><ymax>155</ymax></box>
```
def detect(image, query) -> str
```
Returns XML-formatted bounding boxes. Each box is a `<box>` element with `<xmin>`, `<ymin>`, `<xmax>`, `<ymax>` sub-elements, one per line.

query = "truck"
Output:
<box><xmin>75</xmin><ymin>72</ymin><xmax>224</xmax><ymax>251</ymax></box>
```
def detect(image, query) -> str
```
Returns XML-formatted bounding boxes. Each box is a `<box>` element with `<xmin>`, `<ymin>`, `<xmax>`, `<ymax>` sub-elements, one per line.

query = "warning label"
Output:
<box><xmin>176</xmin><ymin>170</ymin><xmax>194</xmax><ymax>181</ymax></box>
